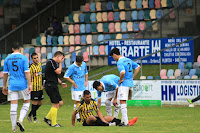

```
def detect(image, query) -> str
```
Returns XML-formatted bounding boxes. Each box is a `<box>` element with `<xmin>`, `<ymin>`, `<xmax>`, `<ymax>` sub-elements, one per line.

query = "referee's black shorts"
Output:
<box><xmin>31</xmin><ymin>90</ymin><xmax>44</xmax><ymax>101</ymax></box>
<box><xmin>45</xmin><ymin>83</ymin><xmax>62</xmax><ymax>103</ymax></box>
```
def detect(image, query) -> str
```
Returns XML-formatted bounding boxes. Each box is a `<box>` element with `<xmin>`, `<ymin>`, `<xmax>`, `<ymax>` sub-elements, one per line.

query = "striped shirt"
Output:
<box><xmin>29</xmin><ymin>62</ymin><xmax>43</xmax><ymax>91</ymax></box>
<box><xmin>75</xmin><ymin>99</ymin><xmax>99</xmax><ymax>123</ymax></box>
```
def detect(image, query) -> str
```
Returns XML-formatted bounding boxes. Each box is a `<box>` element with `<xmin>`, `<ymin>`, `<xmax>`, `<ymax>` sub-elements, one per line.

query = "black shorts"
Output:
<box><xmin>31</xmin><ymin>90</ymin><xmax>44</xmax><ymax>101</ymax></box>
<box><xmin>82</xmin><ymin>117</ymin><xmax>100</xmax><ymax>126</ymax></box>
<box><xmin>45</xmin><ymin>83</ymin><xmax>62</xmax><ymax>103</ymax></box>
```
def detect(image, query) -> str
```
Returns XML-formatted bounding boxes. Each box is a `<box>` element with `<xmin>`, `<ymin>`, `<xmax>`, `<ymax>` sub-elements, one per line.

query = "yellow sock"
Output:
<box><xmin>51</xmin><ymin>107</ymin><xmax>58</xmax><ymax>126</ymax></box>
<box><xmin>46</xmin><ymin>109</ymin><xmax>51</xmax><ymax>119</ymax></box>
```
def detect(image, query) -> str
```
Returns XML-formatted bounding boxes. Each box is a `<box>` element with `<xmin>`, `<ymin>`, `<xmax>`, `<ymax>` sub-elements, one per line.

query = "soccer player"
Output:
<box><xmin>72</xmin><ymin>90</ymin><xmax>122</xmax><ymax>126</ymax></box>
<box><xmin>27</xmin><ymin>53</ymin><xmax>43</xmax><ymax>123</ymax></box>
<box><xmin>92</xmin><ymin>74</ymin><xmax>120</xmax><ymax>118</ymax></box>
<box><xmin>43</xmin><ymin>51</ymin><xmax>67</xmax><ymax>127</ymax></box>
<box><xmin>109</xmin><ymin>48</ymin><xmax>140</xmax><ymax>126</ymax></box>
<box><xmin>2</xmin><ymin>42</ymin><xmax>32</xmax><ymax>132</ymax></box>
<box><xmin>64</xmin><ymin>56</ymin><xmax>88</xmax><ymax>122</ymax></box>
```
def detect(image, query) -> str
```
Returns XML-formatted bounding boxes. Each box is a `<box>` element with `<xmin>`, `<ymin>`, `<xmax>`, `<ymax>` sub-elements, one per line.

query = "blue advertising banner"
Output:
<box><xmin>108</xmin><ymin>37</ymin><xmax>193</xmax><ymax>65</ymax></box>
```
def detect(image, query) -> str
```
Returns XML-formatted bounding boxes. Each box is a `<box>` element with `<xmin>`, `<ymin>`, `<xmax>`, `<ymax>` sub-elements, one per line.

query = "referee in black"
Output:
<box><xmin>27</xmin><ymin>53</ymin><xmax>43</xmax><ymax>123</ymax></box>
<box><xmin>43</xmin><ymin>51</ymin><xmax>67</xmax><ymax>127</ymax></box>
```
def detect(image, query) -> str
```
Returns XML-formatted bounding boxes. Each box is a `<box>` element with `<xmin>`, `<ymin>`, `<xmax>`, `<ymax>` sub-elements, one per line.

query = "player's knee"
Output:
<box><xmin>88</xmin><ymin>115</ymin><xmax>96</xmax><ymax>121</ymax></box>
<box><xmin>105</xmin><ymin>99</ymin><xmax>111</xmax><ymax>106</ymax></box>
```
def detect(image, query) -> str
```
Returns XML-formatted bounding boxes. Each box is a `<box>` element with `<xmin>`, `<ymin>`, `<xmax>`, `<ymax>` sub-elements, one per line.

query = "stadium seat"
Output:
<box><xmin>36</xmin><ymin>37</ymin><xmax>41</xmax><ymax>45</ymax></box>
<box><xmin>167</xmin><ymin>69</ymin><xmax>174</xmax><ymax>78</ymax></box>
<box><xmin>52</xmin><ymin>47</ymin><xmax>57</xmax><ymax>55</ymax></box>
<box><xmin>139</xmin><ymin>21</ymin><xmax>146</xmax><ymax>31</ymax></box>
<box><xmin>146</xmin><ymin>76</ymin><xmax>153</xmax><ymax>79</ymax></box>
<box><xmin>57</xmin><ymin>47</ymin><xmax>63</xmax><ymax>52</ymax></box>
<box><xmin>110</xmin><ymin>34</ymin><xmax>116</xmax><ymax>40</ymax></box>
<box><xmin>167</xmin><ymin>0</ymin><xmax>173</xmax><ymax>7</ymax></box>
<box><xmin>68</xmin><ymin>24</ymin><xmax>74</xmax><ymax>34</ymax></box>
<box><xmin>96</xmin><ymin>2</ymin><xmax>101</xmax><ymax>11</ymax></box>
<box><xmin>152</xmin><ymin>20</ymin><xmax>158</xmax><ymax>31</ymax></box>
<box><xmin>93</xmin><ymin>46</ymin><xmax>99</xmax><ymax>56</ymax></box>
<box><xmin>92</xmin><ymin>35</ymin><xmax>98</xmax><ymax>44</ymax></box>
<box><xmin>193</xmin><ymin>62</ymin><xmax>199</xmax><ymax>69</ymax></box>
<box><xmin>69</xmin><ymin>35</ymin><xmax>75</xmax><ymax>45</ymax></box>
<box><xmin>113</xmin><ymin>1</ymin><xmax>119</xmax><ymax>11</ymax></box>
<box><xmin>191</xmin><ymin>75</ymin><xmax>198</xmax><ymax>79</ymax></box>
<box><xmin>41</xmin><ymin>36</ymin><xmax>46</xmax><ymax>45</ymax></box>
<box><xmin>105</xmin><ymin>45</ymin><xmax>108</xmax><ymax>55</ymax></box>
<box><xmin>130</xmin><ymin>0</ymin><xmax>137</xmax><ymax>9</ymax></box>
<box><xmin>62</xmin><ymin>24</ymin><xmax>68</xmax><ymax>33</ymax></box>
<box><xmin>116</xmin><ymin>34</ymin><xmax>122</xmax><ymax>39</ymax></box>
<box><xmin>108</xmin><ymin>12</ymin><xmax>114</xmax><ymax>21</ymax></box>
<box><xmin>155</xmin><ymin>76</ymin><xmax>161</xmax><ymax>80</ymax></box>
<box><xmin>68</xmin><ymin>14</ymin><xmax>74</xmax><ymax>23</ymax></box>
<box><xmin>178</xmin><ymin>62</ymin><xmax>184</xmax><ymax>73</ymax></box>
<box><xmin>46</xmin><ymin>47</ymin><xmax>52</xmax><ymax>53</ymax></box>
<box><xmin>118</xmin><ymin>1</ymin><xmax>125</xmax><ymax>10</ymax></box>
<box><xmin>86</xmin><ymin>35</ymin><xmax>92</xmax><ymax>44</ymax></box>
<box><xmin>115</xmin><ymin>22</ymin><xmax>121</xmax><ymax>32</ymax></box>
<box><xmin>197</xmin><ymin>55</ymin><xmax>200</xmax><ymax>66</ymax></box>
<box><xmin>169</xmin><ymin>76</ymin><xmax>175</xmax><ymax>79</ymax></box>
<box><xmin>86</xmin><ymin>24</ymin><xmax>91</xmax><ymax>33</ymax></box>
<box><xmin>122</xmin><ymin>34</ymin><xmax>128</xmax><ymax>39</ymax></box>
<box><xmin>41</xmin><ymin>47</ymin><xmax>46</xmax><ymax>54</ymax></box>
<box><xmin>103</xmin><ymin>23</ymin><xmax>109</xmax><ymax>33</ymax></box>
<box><xmin>24</xmin><ymin>48</ymin><xmax>29</xmax><ymax>54</ymax></box>
<box><xmin>41</xmin><ymin>53</ymin><xmax>46</xmax><ymax>59</ymax></box>
<box><xmin>98</xmin><ymin>34</ymin><xmax>104</xmax><ymax>44</ymax></box>
<box><xmin>121</xmin><ymin>22</ymin><xmax>127</xmax><ymax>32</ymax></box>
<box><xmin>79</xmin><ymin>13</ymin><xmax>85</xmax><ymax>23</ymax></box>
<box><xmin>83</xmin><ymin>52</ymin><xmax>89</xmax><ymax>62</ymax></box>
<box><xmin>52</xmin><ymin>36</ymin><xmax>58</xmax><ymax>46</ymax></box>
<box><xmin>140</xmin><ymin>76</ymin><xmax>146</xmax><ymax>79</ymax></box>
<box><xmin>91</xmin><ymin>23</ymin><xmax>97</xmax><ymax>33</ymax></box>
<box><xmin>29</xmin><ymin>48</ymin><xmax>35</xmax><ymax>54</ymax></box>
<box><xmin>74</xmin><ymin>24</ymin><xmax>80</xmax><ymax>33</ymax></box>
<box><xmin>114</xmin><ymin>12</ymin><xmax>120</xmax><ymax>21</ymax></box>
<box><xmin>85</xmin><ymin>3</ymin><xmax>90</xmax><ymax>11</ymax></box>
<box><xmin>63</xmin><ymin>47</ymin><xmax>69</xmax><ymax>54</ymax></box>
<box><xmin>186</xmin><ymin>0</ymin><xmax>193</xmax><ymax>7</ymax></box>
<box><xmin>148</xmin><ymin>0</ymin><xmax>154</xmax><ymax>8</ymax></box>
<box><xmin>146</xmin><ymin>21</ymin><xmax>153</xmax><ymax>30</ymax></box>
<box><xmin>42</xmin><ymin>65</ymin><xmax>46</xmax><ymax>73</ymax></box>
<box><xmin>160</xmin><ymin>69</ymin><xmax>167</xmax><ymax>77</ymax></box>
<box><xmin>65</xmin><ymin>58</ymin><xmax>71</xmax><ymax>68</ymax></box>
<box><xmin>58</xmin><ymin>36</ymin><xmax>64</xmax><ymax>45</ymax></box>
<box><xmin>133</xmin><ymin>22</ymin><xmax>139</xmax><ymax>32</ymax></box>
<box><xmin>174</xmin><ymin>69</ymin><xmax>181</xmax><ymax>79</ymax></box>
<box><xmin>35</xmin><ymin>47</ymin><xmax>40</xmax><ymax>53</ymax></box>
<box><xmin>71</xmin><ymin>52</ymin><xmax>76</xmax><ymax>62</ymax></box>
<box><xmin>75</xmin><ymin>46</ymin><xmax>81</xmax><ymax>55</ymax></box>
<box><xmin>69</xmin><ymin>46</ymin><xmax>75</xmax><ymax>53</ymax></box>
<box><xmin>90</xmin><ymin>13</ymin><xmax>97</xmax><ymax>22</ymax></box>
<box><xmin>162</xmin><ymin>9</ymin><xmax>169</xmax><ymax>19</ymax></box>
<box><xmin>126</xmin><ymin>11</ymin><xmax>132</xmax><ymax>21</ymax></box>
<box><xmin>73</xmin><ymin>13</ymin><xmax>79</xmax><ymax>23</ymax></box>
<box><xmin>90</xmin><ymin>2</ymin><xmax>96</xmax><ymax>11</ymax></box>
<box><xmin>64</xmin><ymin>36</ymin><xmax>69</xmax><ymax>45</ymax></box>
<box><xmin>75</xmin><ymin>35</ymin><xmax>81</xmax><ymax>45</ymax></box>
<box><xmin>138</xmin><ymin>10</ymin><xmax>144</xmax><ymax>20</ymax></box>
<box><xmin>107</xmin><ymin>1</ymin><xmax>113</xmax><ymax>11</ymax></box>
<box><xmin>99</xmin><ymin>45</ymin><xmax>105</xmax><ymax>55</ymax></box>
<box><xmin>125</xmin><ymin>0</ymin><xmax>131</xmax><ymax>9</ymax></box>
<box><xmin>177</xmin><ymin>76</ymin><xmax>184</xmax><ymax>80</ymax></box>
<box><xmin>47</xmin><ymin>37</ymin><xmax>52</xmax><ymax>45</ymax></box>
<box><xmin>182</xmin><ymin>69</ymin><xmax>189</xmax><ymax>76</ymax></box>
<box><xmin>143</xmin><ymin>0</ymin><xmax>149</xmax><ymax>8</ymax></box>
<box><xmin>97</xmin><ymin>23</ymin><xmax>103</xmax><ymax>33</ymax></box>
<box><xmin>186</xmin><ymin>62</ymin><xmax>192</xmax><ymax>70</ymax></box>
<box><xmin>169</xmin><ymin>9</ymin><xmax>175</xmax><ymax>19</ymax></box>
<box><xmin>189</xmin><ymin>69</ymin><xmax>196</xmax><ymax>78</ymax></box>
<box><xmin>150</xmin><ymin>9</ymin><xmax>156</xmax><ymax>19</ymax></box>
<box><xmin>155</xmin><ymin>0</ymin><xmax>161</xmax><ymax>8</ymax></box>
<box><xmin>81</xmin><ymin>35</ymin><xmax>86</xmax><ymax>45</ymax></box>
<box><xmin>144</xmin><ymin>10</ymin><xmax>150</xmax><ymax>20</ymax></box>
<box><xmin>47</xmin><ymin>53</ymin><xmax>53</xmax><ymax>60</ymax></box>
<box><xmin>119</xmin><ymin>11</ymin><xmax>126</xmax><ymax>21</ymax></box>
<box><xmin>161</xmin><ymin>75</ymin><xmax>168</xmax><ymax>79</ymax></box>
<box><xmin>195</xmin><ymin>68</ymin><xmax>200</xmax><ymax>78</ymax></box>
<box><xmin>109</xmin><ymin>23</ymin><xmax>115</xmax><ymax>33</ymax></box>
<box><xmin>184</xmin><ymin>75</ymin><xmax>190</xmax><ymax>79</ymax></box>
<box><xmin>85</xmin><ymin>13</ymin><xmax>91</xmax><ymax>23</ymax></box>
<box><xmin>136</xmin><ymin>0</ymin><xmax>142</xmax><ymax>9</ymax></box>
<box><xmin>25</xmin><ymin>53</ymin><xmax>29</xmax><ymax>60</ymax></box>
<box><xmin>102</xmin><ymin>12</ymin><xmax>108</xmax><ymax>22</ymax></box>
<box><xmin>127</xmin><ymin>22</ymin><xmax>133</xmax><ymax>32</ymax></box>
<box><xmin>156</xmin><ymin>9</ymin><xmax>162</xmax><ymax>19</ymax></box>
<box><xmin>161</xmin><ymin>0</ymin><xmax>167</xmax><ymax>7</ymax></box>
<box><xmin>80</xmin><ymin>24</ymin><xmax>86</xmax><ymax>34</ymax></box>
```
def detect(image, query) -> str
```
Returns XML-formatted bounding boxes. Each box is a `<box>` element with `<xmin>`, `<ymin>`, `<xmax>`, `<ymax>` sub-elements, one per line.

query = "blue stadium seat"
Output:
<box><xmin>52</xmin><ymin>47</ymin><xmax>57</xmax><ymax>55</ymax></box>
<box><xmin>90</xmin><ymin>13</ymin><xmax>97</xmax><ymax>22</ymax></box>
<box><xmin>46</xmin><ymin>47</ymin><xmax>52</xmax><ymax>53</ymax></box>
<box><xmin>63</xmin><ymin>47</ymin><xmax>69</xmax><ymax>53</ymax></box>
<box><xmin>79</xmin><ymin>13</ymin><xmax>85</xmax><ymax>23</ymax></box>
<box><xmin>178</xmin><ymin>62</ymin><xmax>184</xmax><ymax>73</ymax></box>
<box><xmin>133</xmin><ymin>22</ymin><xmax>139</xmax><ymax>32</ymax></box>
<box><xmin>105</xmin><ymin>45</ymin><xmax>108</xmax><ymax>55</ymax></box>
<box><xmin>71</xmin><ymin>52</ymin><xmax>76</xmax><ymax>62</ymax></box>
<box><xmin>186</xmin><ymin>62</ymin><xmax>192</xmax><ymax>70</ymax></box>
<box><xmin>93</xmin><ymin>46</ymin><xmax>99</xmax><ymax>56</ymax></box>
<box><xmin>41</xmin><ymin>53</ymin><xmax>46</xmax><ymax>59</ymax></box>
<box><xmin>121</xmin><ymin>22</ymin><xmax>127</xmax><ymax>32</ymax></box>
<box><xmin>58</xmin><ymin>36</ymin><xmax>64</xmax><ymax>45</ymax></box>
<box><xmin>138</xmin><ymin>10</ymin><xmax>144</xmax><ymax>20</ymax></box>
<box><xmin>107</xmin><ymin>1</ymin><xmax>113</xmax><ymax>10</ymax></box>
<box><xmin>184</xmin><ymin>75</ymin><xmax>190</xmax><ymax>79</ymax></box>
<box><xmin>90</xmin><ymin>2</ymin><xmax>96</xmax><ymax>11</ymax></box>
<box><xmin>47</xmin><ymin>37</ymin><xmax>52</xmax><ymax>45</ymax></box>
<box><xmin>136</xmin><ymin>0</ymin><xmax>143</xmax><ymax>9</ymax></box>
<box><xmin>104</xmin><ymin>34</ymin><xmax>110</xmax><ymax>43</ymax></box>
<box><xmin>189</xmin><ymin>69</ymin><xmax>196</xmax><ymax>78</ymax></box>
<box><xmin>24</xmin><ymin>48</ymin><xmax>29</xmax><ymax>54</ymax></box>
<box><xmin>131</xmin><ymin>11</ymin><xmax>138</xmax><ymax>20</ymax></box>
<box><xmin>122</xmin><ymin>34</ymin><xmax>128</xmax><ymax>39</ymax></box>
<box><xmin>156</xmin><ymin>9</ymin><xmax>162</xmax><ymax>19</ymax></box>
<box><xmin>62</xmin><ymin>61</ymin><xmax>65</xmax><ymax>68</ymax></box>
<box><xmin>149</xmin><ymin>0</ymin><xmax>155</xmax><ymax>8</ymax></box>
<box><xmin>114</xmin><ymin>12</ymin><xmax>120</xmax><ymax>21</ymax></box>
<box><xmin>86</xmin><ymin>24</ymin><xmax>91</xmax><ymax>33</ymax></box>
<box><xmin>65</xmin><ymin>58</ymin><xmax>71</xmax><ymax>68</ymax></box>
<box><xmin>182</xmin><ymin>69</ymin><xmax>189</xmax><ymax>76</ymax></box>
<box><xmin>98</xmin><ymin>34</ymin><xmax>104</xmax><ymax>44</ymax></box>
<box><xmin>126</xmin><ymin>11</ymin><xmax>132</xmax><ymax>21</ymax></box>
<box><xmin>92</xmin><ymin>35</ymin><xmax>98</xmax><ymax>44</ymax></box>
<box><xmin>47</xmin><ymin>53</ymin><xmax>53</xmax><ymax>60</ymax></box>
<box><xmin>167</xmin><ymin>69</ymin><xmax>174</xmax><ymax>78</ymax></box>
<box><xmin>147</xmin><ymin>76</ymin><xmax>154</xmax><ymax>79</ymax></box>
<box><xmin>80</xmin><ymin>24</ymin><xmax>86</xmax><ymax>33</ymax></box>
<box><xmin>81</xmin><ymin>35</ymin><xmax>87</xmax><ymax>45</ymax></box>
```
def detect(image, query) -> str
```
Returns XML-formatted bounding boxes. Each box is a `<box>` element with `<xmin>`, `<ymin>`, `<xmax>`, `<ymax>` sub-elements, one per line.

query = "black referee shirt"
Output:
<box><xmin>45</xmin><ymin>59</ymin><xmax>58</xmax><ymax>85</ymax></box>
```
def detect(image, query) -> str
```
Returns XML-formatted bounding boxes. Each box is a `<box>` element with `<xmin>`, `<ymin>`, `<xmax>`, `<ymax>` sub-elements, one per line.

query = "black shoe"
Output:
<box><xmin>26</xmin><ymin>115</ymin><xmax>32</xmax><ymax>123</ymax></box>
<box><xmin>77</xmin><ymin>118</ymin><xmax>81</xmax><ymax>122</ymax></box>
<box><xmin>16</xmin><ymin>120</ymin><xmax>25</xmax><ymax>132</ymax></box>
<box><xmin>118</xmin><ymin>122</ymin><xmax>129</xmax><ymax>127</ymax></box>
<box><xmin>52</xmin><ymin>123</ymin><xmax>63</xmax><ymax>127</ymax></box>
<box><xmin>44</xmin><ymin>117</ymin><xmax>51</xmax><ymax>126</ymax></box>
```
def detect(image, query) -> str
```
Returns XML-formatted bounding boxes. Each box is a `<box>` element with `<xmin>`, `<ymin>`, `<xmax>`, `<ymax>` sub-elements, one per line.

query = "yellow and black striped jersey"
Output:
<box><xmin>29</xmin><ymin>62</ymin><xmax>43</xmax><ymax>91</ymax></box>
<box><xmin>75</xmin><ymin>99</ymin><xmax>99</xmax><ymax>123</ymax></box>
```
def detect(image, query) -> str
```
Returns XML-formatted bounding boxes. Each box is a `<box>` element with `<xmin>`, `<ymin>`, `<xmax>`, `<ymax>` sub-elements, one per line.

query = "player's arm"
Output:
<box><xmin>54</xmin><ymin>62</ymin><xmax>62</xmax><ymax>75</ymax></box>
<box><xmin>132</xmin><ymin>62</ymin><xmax>141</xmax><ymax>80</ymax></box>
<box><xmin>85</xmin><ymin>63</ymin><xmax>88</xmax><ymax>87</ymax></box>
<box><xmin>64</xmin><ymin>67</ymin><xmax>77</xmax><ymax>88</ymax></box>
<box><xmin>113</xmin><ymin>86</ymin><xmax>119</xmax><ymax>106</ymax></box>
<box><xmin>96</xmin><ymin>110</ymin><xmax>109</xmax><ymax>124</ymax></box>
<box><xmin>25</xmin><ymin>71</ymin><xmax>32</xmax><ymax>93</ymax></box>
<box><xmin>2</xmin><ymin>73</ymin><xmax>8</xmax><ymax>95</ymax></box>
<box><xmin>97</xmin><ymin>98</ymin><xmax>101</xmax><ymax>110</ymax></box>
<box><xmin>72</xmin><ymin>111</ymin><xmax>78</xmax><ymax>126</ymax></box>
<box><xmin>58</xmin><ymin>78</ymin><xmax>67</xmax><ymax>88</ymax></box>
<box><xmin>119</xmin><ymin>71</ymin><xmax>125</xmax><ymax>85</ymax></box>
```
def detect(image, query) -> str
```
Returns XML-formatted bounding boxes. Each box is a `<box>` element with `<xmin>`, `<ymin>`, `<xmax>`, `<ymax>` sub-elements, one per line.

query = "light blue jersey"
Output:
<box><xmin>97</xmin><ymin>74</ymin><xmax>119</xmax><ymax>98</ymax></box>
<box><xmin>117</xmin><ymin>57</ymin><xmax>139</xmax><ymax>87</ymax></box>
<box><xmin>3</xmin><ymin>53</ymin><xmax>29</xmax><ymax>91</ymax></box>
<box><xmin>64</xmin><ymin>62</ymin><xmax>88</xmax><ymax>91</ymax></box>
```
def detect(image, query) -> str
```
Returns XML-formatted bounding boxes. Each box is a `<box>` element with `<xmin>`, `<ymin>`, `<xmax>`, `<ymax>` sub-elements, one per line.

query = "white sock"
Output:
<box><xmin>10</xmin><ymin>104</ymin><xmax>18</xmax><ymax>128</ymax></box>
<box><xmin>74</xmin><ymin>104</ymin><xmax>80</xmax><ymax>119</ymax></box>
<box><xmin>121</xmin><ymin>104</ymin><xmax>128</xmax><ymax>125</ymax></box>
<box><xmin>19</xmin><ymin>102</ymin><xmax>30</xmax><ymax>122</ymax></box>
<box><xmin>105</xmin><ymin>99</ymin><xmax>112</xmax><ymax>116</ymax></box>
<box><xmin>113</xmin><ymin>104</ymin><xmax>120</xmax><ymax>118</ymax></box>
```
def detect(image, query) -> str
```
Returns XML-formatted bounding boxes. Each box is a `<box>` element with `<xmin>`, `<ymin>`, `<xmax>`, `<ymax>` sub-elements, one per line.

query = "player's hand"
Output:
<box><xmin>72</xmin><ymin>81</ymin><xmax>78</xmax><ymax>89</ymax></box>
<box><xmin>113</xmin><ymin>98</ymin><xmax>118</xmax><ymax>107</ymax></box>
<box><xmin>28</xmin><ymin>85</ymin><xmax>32</xmax><ymax>94</ymax></box>
<box><xmin>61</xmin><ymin>83</ymin><xmax>67</xmax><ymax>88</ymax></box>
<box><xmin>84</xmin><ymin>82</ymin><xmax>88</xmax><ymax>87</ymax></box>
<box><xmin>119</xmin><ymin>79</ymin><xmax>125</xmax><ymax>85</ymax></box>
<box><xmin>102</xmin><ymin>120</ymin><xmax>109</xmax><ymax>124</ymax></box>
<box><xmin>2</xmin><ymin>86</ymin><xmax>8</xmax><ymax>95</ymax></box>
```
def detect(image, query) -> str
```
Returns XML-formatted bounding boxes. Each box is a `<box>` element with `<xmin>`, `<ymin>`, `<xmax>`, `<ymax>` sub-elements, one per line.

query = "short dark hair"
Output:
<box><xmin>83</xmin><ymin>90</ymin><xmax>91</xmax><ymax>96</ymax></box>
<box><xmin>93</xmin><ymin>81</ymin><xmax>101</xmax><ymax>89</ymax></box>
<box><xmin>31</xmin><ymin>53</ymin><xmax>38</xmax><ymax>59</ymax></box>
<box><xmin>12</xmin><ymin>42</ymin><xmax>22</xmax><ymax>50</ymax></box>
<box><xmin>109</xmin><ymin>48</ymin><xmax>120</xmax><ymax>56</ymax></box>
<box><xmin>76</xmin><ymin>56</ymin><xmax>83</xmax><ymax>63</ymax></box>
<box><xmin>54</xmin><ymin>51</ymin><xmax>64</xmax><ymax>57</ymax></box>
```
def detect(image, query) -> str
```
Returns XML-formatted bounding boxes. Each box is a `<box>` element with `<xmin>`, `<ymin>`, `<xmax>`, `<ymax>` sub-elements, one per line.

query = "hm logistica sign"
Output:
<box><xmin>108</xmin><ymin>37</ymin><xmax>193</xmax><ymax>65</ymax></box>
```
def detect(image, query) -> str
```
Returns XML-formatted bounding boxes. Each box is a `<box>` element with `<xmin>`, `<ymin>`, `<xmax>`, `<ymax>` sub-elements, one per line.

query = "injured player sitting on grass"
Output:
<box><xmin>72</xmin><ymin>90</ymin><xmax>137</xmax><ymax>126</ymax></box>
